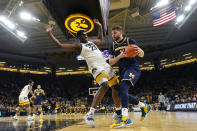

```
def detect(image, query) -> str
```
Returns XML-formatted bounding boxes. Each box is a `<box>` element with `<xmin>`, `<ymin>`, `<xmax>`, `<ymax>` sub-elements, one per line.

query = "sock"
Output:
<box><xmin>87</xmin><ymin>107</ymin><xmax>95</xmax><ymax>115</ymax></box>
<box><xmin>122</xmin><ymin>108</ymin><xmax>128</xmax><ymax>117</ymax></box>
<box><xmin>137</xmin><ymin>102</ymin><xmax>145</xmax><ymax>108</ymax></box>
<box><xmin>115</xmin><ymin>107</ymin><xmax>121</xmax><ymax>115</ymax></box>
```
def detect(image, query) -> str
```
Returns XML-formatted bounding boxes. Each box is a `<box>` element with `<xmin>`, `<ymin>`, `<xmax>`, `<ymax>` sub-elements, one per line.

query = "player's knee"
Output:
<box><xmin>119</xmin><ymin>80</ymin><xmax>130</xmax><ymax>90</ymax></box>
<box><xmin>119</xmin><ymin>81</ymin><xmax>129</xmax><ymax>96</ymax></box>
<box><xmin>112</xmin><ymin>86</ymin><xmax>119</xmax><ymax>98</ymax></box>
<box><xmin>100</xmin><ymin>81</ymin><xmax>109</xmax><ymax>92</ymax></box>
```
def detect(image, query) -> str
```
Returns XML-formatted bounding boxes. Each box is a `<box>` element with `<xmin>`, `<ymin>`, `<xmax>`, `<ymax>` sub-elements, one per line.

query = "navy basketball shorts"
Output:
<box><xmin>119</xmin><ymin>67</ymin><xmax>141</xmax><ymax>87</ymax></box>
<box><xmin>34</xmin><ymin>98</ymin><xmax>42</xmax><ymax>106</ymax></box>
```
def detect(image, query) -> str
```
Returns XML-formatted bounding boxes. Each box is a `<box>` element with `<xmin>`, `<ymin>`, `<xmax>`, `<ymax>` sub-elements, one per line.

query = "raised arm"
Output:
<box><xmin>91</xmin><ymin>19</ymin><xmax>103</xmax><ymax>46</ymax></box>
<box><xmin>46</xmin><ymin>25</ymin><xmax>81</xmax><ymax>54</ymax></box>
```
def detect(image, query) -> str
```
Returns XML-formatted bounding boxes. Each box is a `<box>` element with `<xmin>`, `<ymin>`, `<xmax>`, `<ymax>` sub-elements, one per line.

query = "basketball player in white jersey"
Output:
<box><xmin>13</xmin><ymin>80</ymin><xmax>35</xmax><ymax>121</ymax></box>
<box><xmin>46</xmin><ymin>19</ymin><xmax>121</xmax><ymax>127</ymax></box>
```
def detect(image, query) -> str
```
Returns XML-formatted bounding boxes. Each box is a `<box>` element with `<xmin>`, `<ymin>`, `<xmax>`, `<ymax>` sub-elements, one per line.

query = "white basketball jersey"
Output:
<box><xmin>20</xmin><ymin>85</ymin><xmax>31</xmax><ymax>97</ymax></box>
<box><xmin>80</xmin><ymin>41</ymin><xmax>108</xmax><ymax>71</ymax></box>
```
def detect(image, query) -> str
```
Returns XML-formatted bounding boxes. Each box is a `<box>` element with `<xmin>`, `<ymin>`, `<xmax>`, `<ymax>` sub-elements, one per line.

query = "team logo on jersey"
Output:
<box><xmin>65</xmin><ymin>13</ymin><xmax>94</xmax><ymax>34</ymax></box>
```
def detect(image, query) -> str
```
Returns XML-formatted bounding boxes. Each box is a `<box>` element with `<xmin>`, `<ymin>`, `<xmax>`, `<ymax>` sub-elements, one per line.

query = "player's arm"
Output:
<box><xmin>42</xmin><ymin>90</ymin><xmax>48</xmax><ymax>102</ymax></box>
<box><xmin>129</xmin><ymin>38</ymin><xmax>144</xmax><ymax>58</ymax></box>
<box><xmin>33</xmin><ymin>90</ymin><xmax>36</xmax><ymax>95</ymax></box>
<box><xmin>41</xmin><ymin>89</ymin><xmax>45</xmax><ymax>96</ymax></box>
<box><xmin>133</xmin><ymin>45</ymin><xmax>144</xmax><ymax>58</ymax></box>
<box><xmin>90</xmin><ymin>19</ymin><xmax>103</xmax><ymax>46</ymax></box>
<box><xmin>109</xmin><ymin>44</ymin><xmax>126</xmax><ymax>66</ymax></box>
<box><xmin>109</xmin><ymin>53</ymin><xmax>127</xmax><ymax>66</ymax></box>
<box><xmin>29</xmin><ymin>87</ymin><xmax>34</xmax><ymax>97</ymax></box>
<box><xmin>46</xmin><ymin>25</ymin><xmax>81</xmax><ymax>54</ymax></box>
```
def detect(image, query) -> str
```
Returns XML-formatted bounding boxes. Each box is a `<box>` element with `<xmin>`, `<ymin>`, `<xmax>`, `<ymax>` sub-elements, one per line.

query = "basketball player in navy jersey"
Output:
<box><xmin>46</xmin><ymin>19</ymin><xmax>121</xmax><ymax>127</ymax></box>
<box><xmin>32</xmin><ymin>85</ymin><xmax>47</xmax><ymax>119</ymax></box>
<box><xmin>109</xmin><ymin>26</ymin><xmax>151</xmax><ymax>128</ymax></box>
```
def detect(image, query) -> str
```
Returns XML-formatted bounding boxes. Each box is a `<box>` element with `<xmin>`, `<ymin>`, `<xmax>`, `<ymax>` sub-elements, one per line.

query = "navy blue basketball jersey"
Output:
<box><xmin>35</xmin><ymin>89</ymin><xmax>42</xmax><ymax>99</ymax></box>
<box><xmin>109</xmin><ymin>37</ymin><xmax>140</xmax><ymax>71</ymax></box>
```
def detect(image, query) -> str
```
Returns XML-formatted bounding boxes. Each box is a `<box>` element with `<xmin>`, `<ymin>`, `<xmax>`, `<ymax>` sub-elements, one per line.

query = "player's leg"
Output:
<box><xmin>91</xmin><ymin>81</ymin><xmax>109</xmax><ymax>108</ymax></box>
<box><xmin>24</xmin><ymin>103</ymin><xmax>34</xmax><ymax>121</ymax></box>
<box><xmin>38</xmin><ymin>105</ymin><xmax>43</xmax><ymax>119</ymax></box>
<box><xmin>33</xmin><ymin>98</ymin><xmax>38</xmax><ymax>118</ymax></box>
<box><xmin>84</xmin><ymin>67</ymin><xmax>120</xmax><ymax>127</ymax></box>
<box><xmin>14</xmin><ymin>96</ymin><xmax>25</xmax><ymax>120</ymax></box>
<box><xmin>22</xmin><ymin>96</ymin><xmax>34</xmax><ymax>121</ymax></box>
<box><xmin>111</xmin><ymin>69</ymin><xmax>151</xmax><ymax>128</ymax></box>
<box><xmin>13</xmin><ymin>105</ymin><xmax>23</xmax><ymax>120</ymax></box>
<box><xmin>125</xmin><ymin>69</ymin><xmax>151</xmax><ymax>121</ymax></box>
<box><xmin>33</xmin><ymin>106</ymin><xmax>37</xmax><ymax>118</ymax></box>
<box><xmin>111</xmin><ymin>85</ymin><xmax>121</xmax><ymax>120</ymax></box>
<box><xmin>84</xmin><ymin>79</ymin><xmax>109</xmax><ymax>127</ymax></box>
<box><xmin>107</xmin><ymin>67</ymin><xmax>122</xmax><ymax>120</ymax></box>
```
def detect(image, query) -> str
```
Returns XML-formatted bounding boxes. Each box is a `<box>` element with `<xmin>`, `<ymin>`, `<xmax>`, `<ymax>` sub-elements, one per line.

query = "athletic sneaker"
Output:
<box><xmin>112</xmin><ymin>112</ymin><xmax>121</xmax><ymax>120</ymax></box>
<box><xmin>83</xmin><ymin>113</ymin><xmax>95</xmax><ymax>127</ymax></box>
<box><xmin>27</xmin><ymin>116</ymin><xmax>34</xmax><ymax>121</ymax></box>
<box><xmin>13</xmin><ymin>115</ymin><xmax>18</xmax><ymax>120</ymax></box>
<box><xmin>111</xmin><ymin>116</ymin><xmax>132</xmax><ymax>128</ymax></box>
<box><xmin>140</xmin><ymin>103</ymin><xmax>151</xmax><ymax>121</ymax></box>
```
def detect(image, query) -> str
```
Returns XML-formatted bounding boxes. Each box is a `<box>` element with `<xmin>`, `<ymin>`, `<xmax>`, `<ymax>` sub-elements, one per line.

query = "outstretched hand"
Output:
<box><xmin>46</xmin><ymin>25</ymin><xmax>53</xmax><ymax>33</ymax></box>
<box><xmin>93</xmin><ymin>19</ymin><xmax>101</xmax><ymax>26</ymax></box>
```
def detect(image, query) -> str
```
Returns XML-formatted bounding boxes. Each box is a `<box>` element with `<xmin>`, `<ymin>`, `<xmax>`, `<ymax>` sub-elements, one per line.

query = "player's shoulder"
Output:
<box><xmin>127</xmin><ymin>37</ymin><xmax>138</xmax><ymax>45</ymax></box>
<box><xmin>24</xmin><ymin>85</ymin><xmax>29</xmax><ymax>88</ymax></box>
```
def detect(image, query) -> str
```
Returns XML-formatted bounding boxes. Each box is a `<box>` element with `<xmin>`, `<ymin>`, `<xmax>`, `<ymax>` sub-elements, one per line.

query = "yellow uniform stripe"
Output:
<box><xmin>19</xmin><ymin>102</ymin><xmax>30</xmax><ymax>106</ymax></box>
<box><xmin>95</xmin><ymin>71</ymin><xmax>110</xmax><ymax>83</ymax></box>
<box><xmin>108</xmin><ymin>75</ymin><xmax>119</xmax><ymax>87</ymax></box>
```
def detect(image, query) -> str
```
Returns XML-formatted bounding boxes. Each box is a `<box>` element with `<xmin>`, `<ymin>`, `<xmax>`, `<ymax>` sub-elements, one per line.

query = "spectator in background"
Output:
<box><xmin>158</xmin><ymin>92</ymin><xmax>165</xmax><ymax>111</ymax></box>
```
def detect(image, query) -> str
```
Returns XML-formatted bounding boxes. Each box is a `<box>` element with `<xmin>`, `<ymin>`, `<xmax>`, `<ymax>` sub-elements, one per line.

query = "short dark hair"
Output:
<box><xmin>76</xmin><ymin>30</ymin><xmax>86</xmax><ymax>37</ymax></box>
<box><xmin>112</xmin><ymin>25</ymin><xmax>122</xmax><ymax>31</ymax></box>
<box><xmin>28</xmin><ymin>80</ymin><xmax>33</xmax><ymax>84</ymax></box>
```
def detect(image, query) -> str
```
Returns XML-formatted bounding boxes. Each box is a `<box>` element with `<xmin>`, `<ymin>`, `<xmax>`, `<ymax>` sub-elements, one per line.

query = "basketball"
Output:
<box><xmin>125</xmin><ymin>45</ymin><xmax>137</xmax><ymax>58</ymax></box>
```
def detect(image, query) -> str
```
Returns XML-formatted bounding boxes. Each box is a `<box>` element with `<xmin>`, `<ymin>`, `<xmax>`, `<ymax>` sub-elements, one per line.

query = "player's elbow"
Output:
<box><xmin>109</xmin><ymin>60</ymin><xmax>114</xmax><ymax>66</ymax></box>
<box><xmin>96</xmin><ymin>40</ymin><xmax>102</xmax><ymax>46</ymax></box>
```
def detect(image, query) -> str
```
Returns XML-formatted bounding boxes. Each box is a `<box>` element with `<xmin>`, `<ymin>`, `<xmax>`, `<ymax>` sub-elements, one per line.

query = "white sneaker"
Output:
<box><xmin>83</xmin><ymin>113</ymin><xmax>95</xmax><ymax>127</ymax></box>
<box><xmin>13</xmin><ymin>115</ymin><xmax>18</xmax><ymax>120</ymax></box>
<box><xmin>27</xmin><ymin>116</ymin><xmax>34</xmax><ymax>121</ymax></box>
<box><xmin>112</xmin><ymin>112</ymin><xmax>121</xmax><ymax>120</ymax></box>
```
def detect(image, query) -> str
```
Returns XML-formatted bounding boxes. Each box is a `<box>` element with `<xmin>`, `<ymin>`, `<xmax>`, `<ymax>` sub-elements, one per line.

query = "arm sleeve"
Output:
<box><xmin>109</xmin><ymin>44</ymin><xmax>115</xmax><ymax>55</ymax></box>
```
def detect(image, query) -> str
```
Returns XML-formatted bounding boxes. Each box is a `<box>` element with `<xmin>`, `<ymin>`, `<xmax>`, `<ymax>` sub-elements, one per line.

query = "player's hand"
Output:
<box><xmin>33</xmin><ymin>95</ymin><xmax>36</xmax><ymax>99</ymax></box>
<box><xmin>46</xmin><ymin>25</ymin><xmax>53</xmax><ymax>33</ymax></box>
<box><xmin>132</xmin><ymin>44</ymin><xmax>140</xmax><ymax>55</ymax></box>
<box><xmin>93</xmin><ymin>19</ymin><xmax>101</xmax><ymax>26</ymax></box>
<box><xmin>118</xmin><ymin>52</ymin><xmax>128</xmax><ymax>59</ymax></box>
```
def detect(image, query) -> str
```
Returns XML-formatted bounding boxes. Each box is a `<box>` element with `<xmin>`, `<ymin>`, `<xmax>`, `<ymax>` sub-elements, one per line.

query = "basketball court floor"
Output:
<box><xmin>0</xmin><ymin>112</ymin><xmax>196</xmax><ymax>131</ymax></box>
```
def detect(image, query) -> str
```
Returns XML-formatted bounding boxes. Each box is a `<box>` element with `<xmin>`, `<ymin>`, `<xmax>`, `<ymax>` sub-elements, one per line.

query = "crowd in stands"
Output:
<box><xmin>0</xmin><ymin>62</ymin><xmax>197</xmax><ymax>116</ymax></box>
